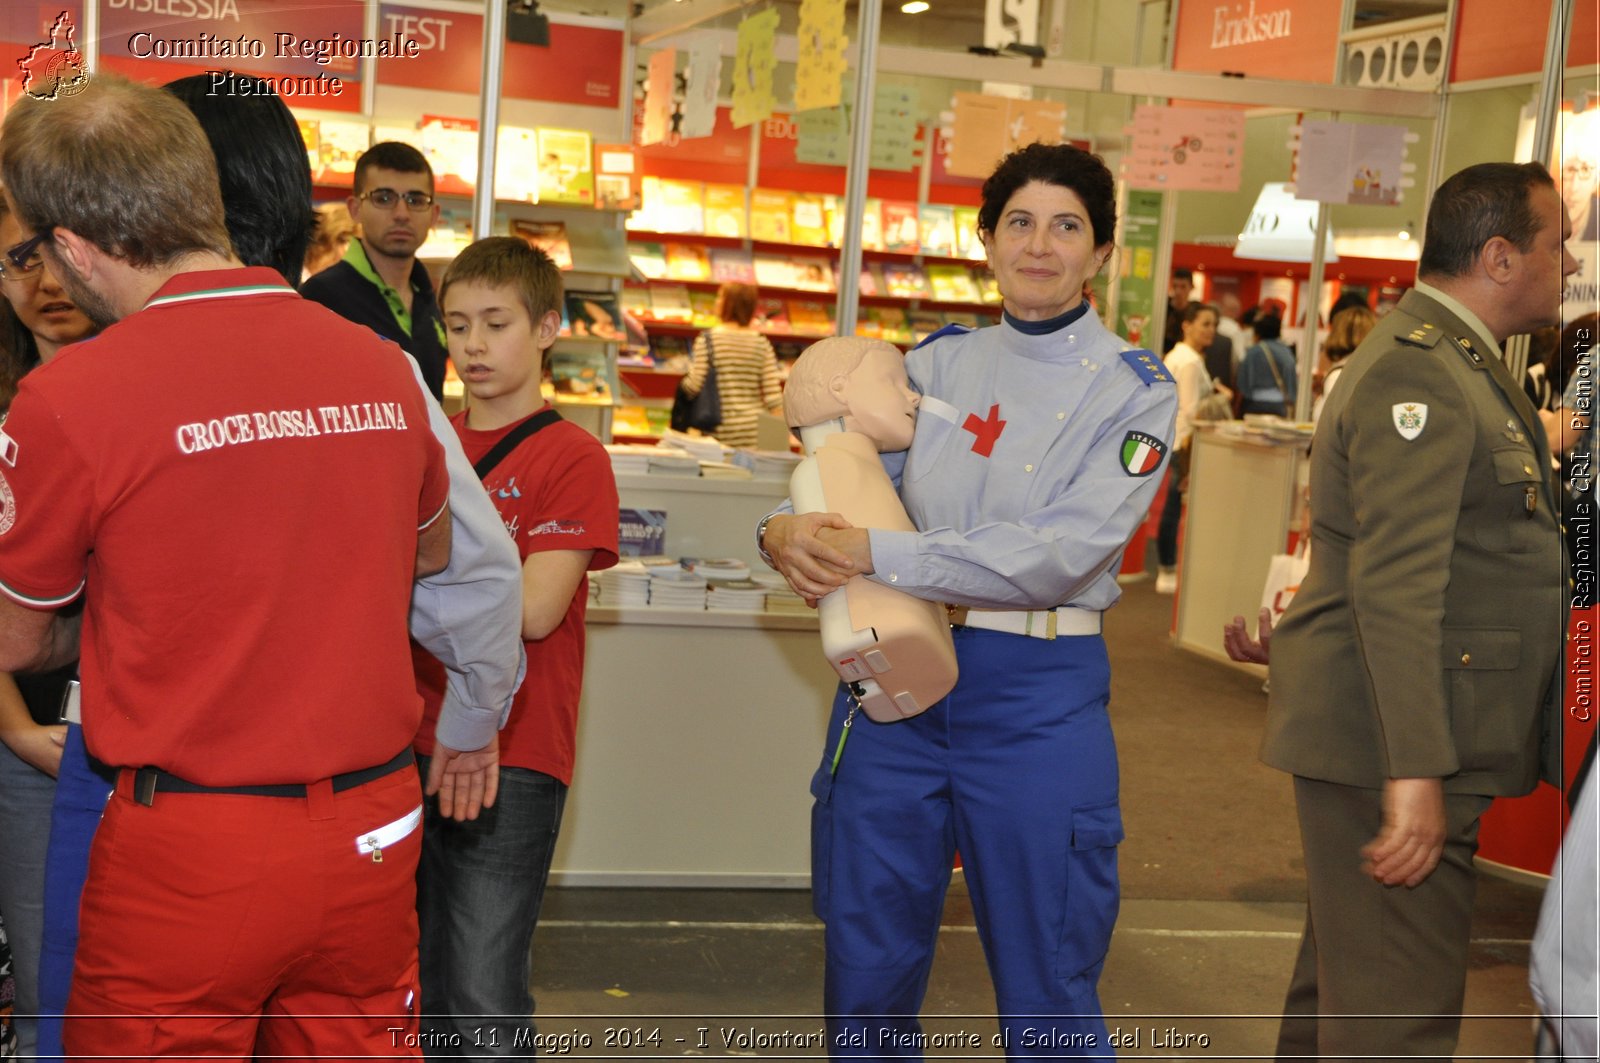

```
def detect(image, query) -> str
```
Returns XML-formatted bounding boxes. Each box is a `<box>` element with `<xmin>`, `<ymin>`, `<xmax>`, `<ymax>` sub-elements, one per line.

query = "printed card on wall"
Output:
<box><xmin>642</xmin><ymin>47</ymin><xmax>677</xmax><ymax>147</ymax></box>
<box><xmin>681</xmin><ymin>32</ymin><xmax>722</xmax><ymax>139</ymax></box>
<box><xmin>795</xmin><ymin>0</ymin><xmax>848</xmax><ymax>112</ymax></box>
<box><xmin>1294</xmin><ymin>120</ymin><xmax>1406</xmax><ymax>206</ymax></box>
<box><xmin>618</xmin><ymin>509</ymin><xmax>669</xmax><ymax>558</ymax></box>
<box><xmin>797</xmin><ymin>105</ymin><xmax>852</xmax><ymax>166</ymax></box>
<box><xmin>731</xmin><ymin>7</ymin><xmax>780</xmax><ymax>129</ymax></box>
<box><xmin>1123</xmin><ymin>105</ymin><xmax>1244</xmax><ymax>192</ymax></box>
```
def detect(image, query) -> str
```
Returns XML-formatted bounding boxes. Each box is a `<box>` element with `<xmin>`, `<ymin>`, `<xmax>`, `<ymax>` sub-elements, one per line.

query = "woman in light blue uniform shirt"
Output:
<box><xmin>761</xmin><ymin>143</ymin><xmax>1178</xmax><ymax>1058</ymax></box>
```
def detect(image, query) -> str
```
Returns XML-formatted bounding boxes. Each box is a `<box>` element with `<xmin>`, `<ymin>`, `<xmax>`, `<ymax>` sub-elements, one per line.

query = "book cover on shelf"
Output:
<box><xmin>420</xmin><ymin>116</ymin><xmax>479</xmax><ymax>196</ymax></box>
<box><xmin>876</xmin><ymin>306</ymin><xmax>914</xmax><ymax>345</ymax></box>
<box><xmin>908</xmin><ymin>309</ymin><xmax>945</xmax><ymax>343</ymax></box>
<box><xmin>688</xmin><ymin>289</ymin><xmax>720</xmax><ymax>328</ymax></box>
<box><xmin>510</xmin><ymin>220</ymin><xmax>573</xmax><ymax>271</ymax></box>
<box><xmin>756</xmin><ymin>298</ymin><xmax>790</xmax><ymax>331</ymax></box>
<box><xmin>315</xmin><ymin>119</ymin><xmax>375</xmax><ymax>187</ymax></box>
<box><xmin>953</xmin><ymin>206</ymin><xmax>984</xmax><ymax>260</ymax></box>
<box><xmin>566</xmin><ymin>227</ymin><xmax>630</xmax><ymax>276</ymax></box>
<box><xmin>628</xmin><ymin>242</ymin><xmax>669</xmax><ymax>280</ymax></box>
<box><xmin>709</xmin><ymin>247</ymin><xmax>757</xmax><ymax>283</ymax></box>
<box><xmin>650</xmin><ymin>333</ymin><xmax>691</xmax><ymax>369</ymax></box>
<box><xmin>617</xmin><ymin>508</ymin><xmax>668</xmax><ymax>557</ymax></box>
<box><xmin>881</xmin><ymin>200</ymin><xmax>920</xmax><ymax>254</ymax></box>
<box><xmin>536</xmin><ymin>127</ymin><xmax>594</xmax><ymax>205</ymax></box>
<box><xmin>858</xmin><ymin>264</ymin><xmax>883</xmax><ymax>297</ymax></box>
<box><xmin>549</xmin><ymin>347</ymin><xmax>612</xmax><ymax>399</ymax></box>
<box><xmin>789</xmin><ymin>256</ymin><xmax>834</xmax><ymax>293</ymax></box>
<box><xmin>655</xmin><ymin>179</ymin><xmax>706</xmax><ymax>234</ymax></box>
<box><xmin>565</xmin><ymin>290</ymin><xmax>627</xmax><ymax>342</ymax></box>
<box><xmin>752</xmin><ymin>254</ymin><xmax>797</xmax><ymax>289</ymax></box>
<box><xmin>976</xmin><ymin>271</ymin><xmax>1001</xmax><ymax>304</ymax></box>
<box><xmin>621</xmin><ymin>285</ymin><xmax>653</xmax><ymax>317</ymax></box>
<box><xmin>791</xmin><ymin>193</ymin><xmax>830</xmax><ymax>246</ymax></box>
<box><xmin>787</xmin><ymin>300</ymin><xmax>834</xmax><ymax>336</ymax></box>
<box><xmin>926</xmin><ymin>264</ymin><xmax>980</xmax><ymax>303</ymax></box>
<box><xmin>919</xmin><ymin>204</ymin><xmax>956</xmax><ymax>258</ymax></box>
<box><xmin>750</xmin><ymin>189</ymin><xmax>795</xmax><ymax>243</ymax></box>
<box><xmin>704</xmin><ymin>184</ymin><xmax>748</xmax><ymax>238</ymax></box>
<box><xmin>593</xmin><ymin>143</ymin><xmax>641</xmax><ymax>210</ymax></box>
<box><xmin>859</xmin><ymin>198</ymin><xmax>885</xmax><ymax>251</ymax></box>
<box><xmin>663</xmin><ymin>243</ymin><xmax>712</xmax><ymax>282</ymax></box>
<box><xmin>854</xmin><ymin>307</ymin><xmax>882</xmax><ymax>339</ymax></box>
<box><xmin>649</xmin><ymin>284</ymin><xmax>695</xmax><ymax>323</ymax></box>
<box><xmin>943</xmin><ymin>310</ymin><xmax>981</xmax><ymax>329</ymax></box>
<box><xmin>882</xmin><ymin>263</ymin><xmax>930</xmax><ymax>298</ymax></box>
<box><xmin>495</xmin><ymin>126</ymin><xmax>541</xmax><ymax>203</ymax></box>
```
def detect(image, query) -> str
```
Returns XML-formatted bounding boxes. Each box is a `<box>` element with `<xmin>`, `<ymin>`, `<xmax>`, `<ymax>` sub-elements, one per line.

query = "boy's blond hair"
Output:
<box><xmin>439</xmin><ymin>236</ymin><xmax>563</xmax><ymax>330</ymax></box>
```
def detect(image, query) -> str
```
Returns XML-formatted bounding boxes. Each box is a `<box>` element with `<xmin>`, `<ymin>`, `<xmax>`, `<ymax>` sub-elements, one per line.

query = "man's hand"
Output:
<box><xmin>0</xmin><ymin>721</ymin><xmax>66</xmax><ymax>778</ymax></box>
<box><xmin>1362</xmin><ymin>776</ymin><xmax>1447</xmax><ymax>887</ymax></box>
<box><xmin>1223</xmin><ymin>608</ymin><xmax>1274</xmax><ymax>664</ymax></box>
<box><xmin>425</xmin><ymin>734</ymin><xmax>500</xmax><ymax>821</ymax></box>
<box><xmin>763</xmin><ymin>512</ymin><xmax>857</xmax><ymax>603</ymax></box>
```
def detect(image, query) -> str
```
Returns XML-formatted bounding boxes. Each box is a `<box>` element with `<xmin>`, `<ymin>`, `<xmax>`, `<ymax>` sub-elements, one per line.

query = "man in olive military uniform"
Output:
<box><xmin>1261</xmin><ymin>161</ymin><xmax>1579</xmax><ymax>1061</ymax></box>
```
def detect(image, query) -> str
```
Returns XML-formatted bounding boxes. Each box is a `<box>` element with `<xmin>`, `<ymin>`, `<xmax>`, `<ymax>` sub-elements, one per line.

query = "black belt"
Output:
<box><xmin>129</xmin><ymin>748</ymin><xmax>414</xmax><ymax>807</ymax></box>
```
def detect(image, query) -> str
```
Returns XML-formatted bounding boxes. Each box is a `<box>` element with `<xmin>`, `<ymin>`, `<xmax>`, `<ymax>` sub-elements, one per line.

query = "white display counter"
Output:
<box><xmin>549</xmin><ymin>473</ymin><xmax>841</xmax><ymax>887</ymax></box>
<box><xmin>1172</xmin><ymin>426</ymin><xmax>1309</xmax><ymax>669</ymax></box>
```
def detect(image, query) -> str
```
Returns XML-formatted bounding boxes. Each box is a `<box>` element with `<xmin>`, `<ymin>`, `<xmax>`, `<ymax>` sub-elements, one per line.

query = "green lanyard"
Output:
<box><xmin>828</xmin><ymin>684</ymin><xmax>866</xmax><ymax>775</ymax></box>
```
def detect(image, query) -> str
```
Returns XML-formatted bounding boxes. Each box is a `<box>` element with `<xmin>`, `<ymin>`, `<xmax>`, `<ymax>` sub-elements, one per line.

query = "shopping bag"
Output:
<box><xmin>1259</xmin><ymin>542</ymin><xmax>1310</xmax><ymax>621</ymax></box>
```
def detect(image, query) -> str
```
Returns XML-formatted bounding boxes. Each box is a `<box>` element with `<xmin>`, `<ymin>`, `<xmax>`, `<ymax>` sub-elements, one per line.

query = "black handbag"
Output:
<box><xmin>671</xmin><ymin>335</ymin><xmax>721</xmax><ymax>434</ymax></box>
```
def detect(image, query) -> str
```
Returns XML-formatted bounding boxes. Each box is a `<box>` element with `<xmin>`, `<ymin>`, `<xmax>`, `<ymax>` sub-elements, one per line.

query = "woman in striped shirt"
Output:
<box><xmin>680</xmin><ymin>282</ymin><xmax>783</xmax><ymax>448</ymax></box>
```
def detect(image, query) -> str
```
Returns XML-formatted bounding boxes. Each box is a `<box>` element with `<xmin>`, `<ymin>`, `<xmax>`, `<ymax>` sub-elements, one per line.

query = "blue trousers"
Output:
<box><xmin>415</xmin><ymin>760</ymin><xmax>567</xmax><ymax>1060</ymax></box>
<box><xmin>36</xmin><ymin>724</ymin><xmax>115</xmax><ymax>1061</ymax></box>
<box><xmin>811</xmin><ymin>626</ymin><xmax>1122</xmax><ymax>1061</ymax></box>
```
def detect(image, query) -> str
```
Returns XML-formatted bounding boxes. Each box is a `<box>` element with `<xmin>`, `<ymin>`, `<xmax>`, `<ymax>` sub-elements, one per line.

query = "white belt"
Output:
<box><xmin>947</xmin><ymin>605</ymin><xmax>1102</xmax><ymax>640</ymax></box>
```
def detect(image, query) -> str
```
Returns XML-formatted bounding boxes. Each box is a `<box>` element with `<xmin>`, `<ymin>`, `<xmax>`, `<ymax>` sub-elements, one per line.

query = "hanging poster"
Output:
<box><xmin>681</xmin><ymin>32</ymin><xmax>722</xmax><ymax>139</ymax></box>
<box><xmin>1294</xmin><ymin>121</ymin><xmax>1405</xmax><ymax>206</ymax></box>
<box><xmin>946</xmin><ymin>93</ymin><xmax>1065</xmax><ymax>179</ymax></box>
<box><xmin>984</xmin><ymin>0</ymin><xmax>1039</xmax><ymax>50</ymax></box>
<box><xmin>795</xmin><ymin>0</ymin><xmax>848</xmax><ymax>112</ymax></box>
<box><xmin>1558</xmin><ymin>107</ymin><xmax>1600</xmax><ymax>325</ymax></box>
<box><xmin>1123</xmin><ymin>105</ymin><xmax>1244</xmax><ymax>192</ymax></box>
<box><xmin>731</xmin><ymin>7</ymin><xmax>780</xmax><ymax>129</ymax></box>
<box><xmin>870</xmin><ymin>85</ymin><xmax>919</xmax><ymax>171</ymax></box>
<box><xmin>1115</xmin><ymin>189</ymin><xmax>1163</xmax><ymax>350</ymax></box>
<box><xmin>642</xmin><ymin>47</ymin><xmax>677</xmax><ymax>147</ymax></box>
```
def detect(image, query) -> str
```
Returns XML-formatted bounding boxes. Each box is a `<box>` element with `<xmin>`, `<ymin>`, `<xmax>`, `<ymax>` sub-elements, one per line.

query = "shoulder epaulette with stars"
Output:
<box><xmin>1396</xmin><ymin>320</ymin><xmax>1444</xmax><ymax>349</ymax></box>
<box><xmin>1121</xmin><ymin>348</ymin><xmax>1173</xmax><ymax>386</ymax></box>
<box><xmin>1451</xmin><ymin>334</ymin><xmax>1486</xmax><ymax>367</ymax></box>
<box><xmin>912</xmin><ymin>323</ymin><xmax>975</xmax><ymax>350</ymax></box>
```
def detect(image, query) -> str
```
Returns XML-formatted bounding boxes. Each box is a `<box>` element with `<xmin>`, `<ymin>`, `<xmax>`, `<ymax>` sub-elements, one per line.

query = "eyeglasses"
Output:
<box><xmin>0</xmin><ymin>227</ymin><xmax>53</xmax><ymax>282</ymax></box>
<box><xmin>358</xmin><ymin>188</ymin><xmax>435</xmax><ymax>211</ymax></box>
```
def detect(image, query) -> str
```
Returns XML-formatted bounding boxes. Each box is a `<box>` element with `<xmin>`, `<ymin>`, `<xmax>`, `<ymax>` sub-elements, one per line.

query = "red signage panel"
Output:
<box><xmin>1171</xmin><ymin>0</ymin><xmax>1341</xmax><ymax>83</ymax></box>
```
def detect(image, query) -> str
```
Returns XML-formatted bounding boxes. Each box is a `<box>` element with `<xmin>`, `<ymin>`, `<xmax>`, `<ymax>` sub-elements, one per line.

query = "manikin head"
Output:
<box><xmin>783</xmin><ymin>337</ymin><xmax>920</xmax><ymax>451</ymax></box>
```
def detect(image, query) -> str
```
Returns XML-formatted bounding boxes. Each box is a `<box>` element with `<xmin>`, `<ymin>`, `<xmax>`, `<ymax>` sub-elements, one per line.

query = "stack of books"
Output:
<box><xmin>595</xmin><ymin>562</ymin><xmax>651</xmax><ymax>607</ymax></box>
<box><xmin>731</xmin><ymin>449</ymin><xmax>803</xmax><ymax>481</ymax></box>
<box><xmin>647</xmin><ymin>565</ymin><xmax>709</xmax><ymax>609</ymax></box>
<box><xmin>706</xmin><ymin>579</ymin><xmax>769</xmax><ymax>613</ymax></box>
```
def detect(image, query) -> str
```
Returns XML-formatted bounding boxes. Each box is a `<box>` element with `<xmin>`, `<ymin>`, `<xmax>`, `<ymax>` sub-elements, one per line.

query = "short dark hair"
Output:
<box><xmin>717</xmin><ymin>282</ymin><xmax>759</xmax><ymax>327</ymax></box>
<box><xmin>355</xmin><ymin>141</ymin><xmax>434</xmax><ymax>196</ymax></box>
<box><xmin>1172</xmin><ymin>267</ymin><xmax>1194</xmax><ymax>283</ymax></box>
<box><xmin>440</xmin><ymin>236</ymin><xmax>563</xmax><ymax>325</ymax></box>
<box><xmin>977</xmin><ymin>143</ymin><xmax>1117</xmax><ymax>248</ymax></box>
<box><xmin>1418</xmin><ymin>162</ymin><xmax>1556</xmax><ymax>279</ymax></box>
<box><xmin>165</xmin><ymin>73</ymin><xmax>314</xmax><ymax>288</ymax></box>
<box><xmin>1181</xmin><ymin>302</ymin><xmax>1217</xmax><ymax>326</ymax></box>
<box><xmin>0</xmin><ymin>73</ymin><xmax>231</xmax><ymax>268</ymax></box>
<box><xmin>1254</xmin><ymin>313</ymin><xmax>1283</xmax><ymax>340</ymax></box>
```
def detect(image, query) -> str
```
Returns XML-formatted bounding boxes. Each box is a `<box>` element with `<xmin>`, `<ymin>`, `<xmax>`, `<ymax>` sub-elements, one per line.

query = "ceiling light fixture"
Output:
<box><xmin>901</xmin><ymin>1</ymin><xmax>930</xmax><ymax>13</ymax></box>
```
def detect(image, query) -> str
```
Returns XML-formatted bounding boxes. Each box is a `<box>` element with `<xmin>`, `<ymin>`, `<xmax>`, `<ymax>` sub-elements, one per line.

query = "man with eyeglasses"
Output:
<box><xmin>302</xmin><ymin>141</ymin><xmax>450</xmax><ymax>400</ymax></box>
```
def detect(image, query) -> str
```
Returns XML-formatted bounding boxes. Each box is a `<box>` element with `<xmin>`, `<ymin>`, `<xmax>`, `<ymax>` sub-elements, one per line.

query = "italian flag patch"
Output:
<box><xmin>1120</xmin><ymin>431</ymin><xmax>1167</xmax><ymax>476</ymax></box>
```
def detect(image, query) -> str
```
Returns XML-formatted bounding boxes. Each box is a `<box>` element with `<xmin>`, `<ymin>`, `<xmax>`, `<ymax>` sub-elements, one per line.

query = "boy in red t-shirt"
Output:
<box><xmin>412</xmin><ymin>237</ymin><xmax>619</xmax><ymax>1053</ymax></box>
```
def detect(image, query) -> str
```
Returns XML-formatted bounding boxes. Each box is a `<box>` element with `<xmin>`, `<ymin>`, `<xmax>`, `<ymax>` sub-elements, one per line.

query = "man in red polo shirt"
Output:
<box><xmin>0</xmin><ymin>75</ymin><xmax>494</xmax><ymax>1059</ymax></box>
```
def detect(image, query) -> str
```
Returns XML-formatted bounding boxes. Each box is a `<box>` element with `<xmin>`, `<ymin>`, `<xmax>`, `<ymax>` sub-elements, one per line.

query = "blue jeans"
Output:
<box><xmin>415</xmin><ymin>760</ymin><xmax>567</xmax><ymax>1060</ymax></box>
<box><xmin>0</xmin><ymin>738</ymin><xmax>56</xmax><ymax>1058</ymax></box>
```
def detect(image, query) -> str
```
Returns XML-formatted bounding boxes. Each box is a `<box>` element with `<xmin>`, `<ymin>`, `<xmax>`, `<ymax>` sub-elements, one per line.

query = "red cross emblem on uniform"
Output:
<box><xmin>962</xmin><ymin>404</ymin><xmax>1006</xmax><ymax>457</ymax></box>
